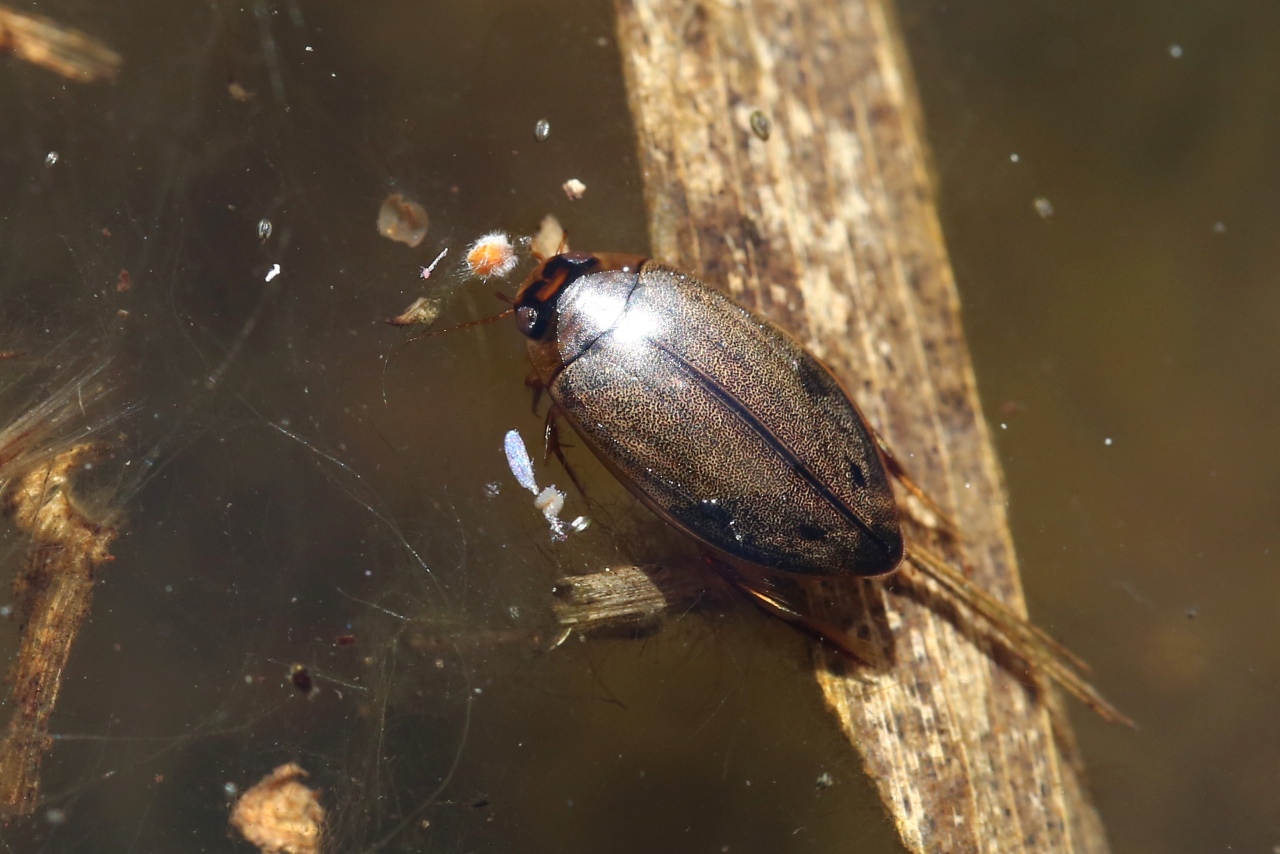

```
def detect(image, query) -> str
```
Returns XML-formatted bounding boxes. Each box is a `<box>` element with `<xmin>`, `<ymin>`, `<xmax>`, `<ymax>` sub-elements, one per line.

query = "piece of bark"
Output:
<box><xmin>0</xmin><ymin>444</ymin><xmax>118</xmax><ymax>815</ymax></box>
<box><xmin>612</xmin><ymin>1</ymin><xmax>1111</xmax><ymax>851</ymax></box>
<box><xmin>0</xmin><ymin>6</ymin><xmax>121</xmax><ymax>83</ymax></box>
<box><xmin>552</xmin><ymin>564</ymin><xmax>730</xmax><ymax>635</ymax></box>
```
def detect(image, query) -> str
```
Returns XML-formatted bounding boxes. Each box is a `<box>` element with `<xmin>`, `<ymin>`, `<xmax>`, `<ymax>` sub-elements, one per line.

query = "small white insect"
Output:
<box><xmin>419</xmin><ymin>247</ymin><xmax>448</xmax><ymax>281</ymax></box>
<box><xmin>534</xmin><ymin>486</ymin><xmax>568</xmax><ymax>542</ymax></box>
<box><xmin>504</xmin><ymin>429</ymin><xmax>539</xmax><ymax>494</ymax></box>
<box><xmin>502</xmin><ymin>428</ymin><xmax>586</xmax><ymax>542</ymax></box>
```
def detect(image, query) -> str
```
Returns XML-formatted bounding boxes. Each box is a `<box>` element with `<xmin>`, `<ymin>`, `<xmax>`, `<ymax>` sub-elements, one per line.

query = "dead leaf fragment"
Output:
<box><xmin>228</xmin><ymin>81</ymin><xmax>255</xmax><ymax>102</ymax></box>
<box><xmin>385</xmin><ymin>296</ymin><xmax>440</xmax><ymax>327</ymax></box>
<box><xmin>0</xmin><ymin>6</ymin><xmax>122</xmax><ymax>82</ymax></box>
<box><xmin>230</xmin><ymin>763</ymin><xmax>324</xmax><ymax>854</ymax></box>
<box><xmin>376</xmin><ymin>193</ymin><xmax>429</xmax><ymax>248</ymax></box>
<box><xmin>530</xmin><ymin>214</ymin><xmax>567</xmax><ymax>260</ymax></box>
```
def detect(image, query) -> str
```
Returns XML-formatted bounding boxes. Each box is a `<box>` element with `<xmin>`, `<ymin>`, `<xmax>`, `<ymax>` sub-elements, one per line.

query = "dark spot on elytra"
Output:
<box><xmin>795</xmin><ymin>523</ymin><xmax>828</xmax><ymax>542</ymax></box>
<box><xmin>848</xmin><ymin>458</ymin><xmax>867</xmax><ymax>488</ymax></box>
<box><xmin>695</xmin><ymin>498</ymin><xmax>734</xmax><ymax>533</ymax></box>
<box><xmin>795</xmin><ymin>357</ymin><xmax>834</xmax><ymax>398</ymax></box>
<box><xmin>668</xmin><ymin>497</ymin><xmax>765</xmax><ymax>558</ymax></box>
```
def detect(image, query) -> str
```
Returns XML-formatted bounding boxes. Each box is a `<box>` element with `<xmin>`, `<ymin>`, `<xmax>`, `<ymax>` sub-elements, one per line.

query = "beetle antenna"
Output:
<box><xmin>494</xmin><ymin>292</ymin><xmax>514</xmax><ymax>305</ymax></box>
<box><xmin>382</xmin><ymin>306</ymin><xmax>515</xmax><ymax>361</ymax></box>
<box><xmin>532</xmin><ymin>229</ymin><xmax>571</xmax><ymax>264</ymax></box>
<box><xmin>419</xmin><ymin>307</ymin><xmax>516</xmax><ymax>339</ymax></box>
<box><xmin>378</xmin><ymin>305</ymin><xmax>518</xmax><ymax>407</ymax></box>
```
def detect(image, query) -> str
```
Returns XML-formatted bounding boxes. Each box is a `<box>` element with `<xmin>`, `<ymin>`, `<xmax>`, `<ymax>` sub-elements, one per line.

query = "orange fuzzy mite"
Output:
<box><xmin>465</xmin><ymin>231</ymin><xmax>518</xmax><ymax>280</ymax></box>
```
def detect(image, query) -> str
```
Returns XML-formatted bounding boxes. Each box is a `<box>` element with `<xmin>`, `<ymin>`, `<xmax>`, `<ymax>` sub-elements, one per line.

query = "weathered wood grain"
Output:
<box><xmin>609</xmin><ymin>0</ymin><xmax>1112</xmax><ymax>850</ymax></box>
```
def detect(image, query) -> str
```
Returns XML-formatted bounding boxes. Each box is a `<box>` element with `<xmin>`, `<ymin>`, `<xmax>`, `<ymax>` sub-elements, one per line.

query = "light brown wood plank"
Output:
<box><xmin>609</xmin><ymin>0</ymin><xmax>1112</xmax><ymax>850</ymax></box>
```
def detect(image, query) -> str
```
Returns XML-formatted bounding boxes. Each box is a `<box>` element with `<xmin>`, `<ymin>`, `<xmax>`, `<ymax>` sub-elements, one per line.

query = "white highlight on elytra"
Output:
<box><xmin>571</xmin><ymin>285</ymin><xmax>661</xmax><ymax>350</ymax></box>
<box><xmin>611</xmin><ymin>305</ymin><xmax>662</xmax><ymax>347</ymax></box>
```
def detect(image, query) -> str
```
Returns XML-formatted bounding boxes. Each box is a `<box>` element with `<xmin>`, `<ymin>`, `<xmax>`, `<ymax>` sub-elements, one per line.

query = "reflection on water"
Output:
<box><xmin>0</xmin><ymin>0</ymin><xmax>1272</xmax><ymax>851</ymax></box>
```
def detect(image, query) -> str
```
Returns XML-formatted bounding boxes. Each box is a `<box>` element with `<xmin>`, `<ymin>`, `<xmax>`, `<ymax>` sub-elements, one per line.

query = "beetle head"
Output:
<box><xmin>513</xmin><ymin>252</ymin><xmax>603</xmax><ymax>340</ymax></box>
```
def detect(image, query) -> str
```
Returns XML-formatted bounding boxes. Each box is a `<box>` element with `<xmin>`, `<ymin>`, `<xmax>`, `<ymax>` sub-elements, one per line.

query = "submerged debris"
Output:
<box><xmin>419</xmin><ymin>247</ymin><xmax>448</xmax><ymax>281</ymax></box>
<box><xmin>289</xmin><ymin>664</ymin><xmax>316</xmax><ymax>698</ymax></box>
<box><xmin>749</xmin><ymin>109</ymin><xmax>772</xmax><ymax>141</ymax></box>
<box><xmin>0</xmin><ymin>443</ymin><xmax>118</xmax><ymax>816</ymax></box>
<box><xmin>465</xmin><ymin>231</ymin><xmax>518</xmax><ymax>280</ymax></box>
<box><xmin>385</xmin><ymin>247</ymin><xmax>450</xmax><ymax>327</ymax></box>
<box><xmin>530</xmin><ymin>214</ymin><xmax>566</xmax><ymax>260</ymax></box>
<box><xmin>230</xmin><ymin>763</ymin><xmax>324</xmax><ymax>854</ymax></box>
<box><xmin>384</xmin><ymin>296</ymin><xmax>441</xmax><ymax>328</ymax></box>
<box><xmin>534</xmin><ymin>486</ymin><xmax>567</xmax><ymax>538</ymax></box>
<box><xmin>0</xmin><ymin>6</ymin><xmax>122</xmax><ymax>82</ymax></box>
<box><xmin>229</xmin><ymin>81</ymin><xmax>256</xmax><ymax>102</ymax></box>
<box><xmin>561</xmin><ymin>178</ymin><xmax>587</xmax><ymax>201</ymax></box>
<box><xmin>502</xmin><ymin>428</ymin><xmax>584</xmax><ymax>542</ymax></box>
<box><xmin>376</xmin><ymin>193</ymin><xmax>429</xmax><ymax>248</ymax></box>
<box><xmin>503</xmin><ymin>429</ymin><xmax>538</xmax><ymax>493</ymax></box>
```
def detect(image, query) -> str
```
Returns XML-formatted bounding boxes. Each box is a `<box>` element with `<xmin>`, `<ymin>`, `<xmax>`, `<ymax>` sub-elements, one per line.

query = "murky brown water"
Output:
<box><xmin>0</xmin><ymin>1</ymin><xmax>1272</xmax><ymax>852</ymax></box>
<box><xmin>904</xmin><ymin>3</ymin><xmax>1280</xmax><ymax>851</ymax></box>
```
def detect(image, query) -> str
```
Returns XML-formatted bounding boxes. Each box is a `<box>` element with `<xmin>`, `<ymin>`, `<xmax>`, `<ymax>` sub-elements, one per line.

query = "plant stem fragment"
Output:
<box><xmin>0</xmin><ymin>443</ymin><xmax>117</xmax><ymax>816</ymax></box>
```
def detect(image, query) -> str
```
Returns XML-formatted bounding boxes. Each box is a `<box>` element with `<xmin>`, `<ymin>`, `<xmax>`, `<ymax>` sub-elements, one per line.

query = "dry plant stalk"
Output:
<box><xmin>0</xmin><ymin>443</ymin><xmax>117</xmax><ymax>816</ymax></box>
<box><xmin>552</xmin><ymin>564</ymin><xmax>729</xmax><ymax>634</ymax></box>
<box><xmin>230</xmin><ymin>763</ymin><xmax>325</xmax><ymax>854</ymax></box>
<box><xmin>611</xmin><ymin>0</ymin><xmax>1113</xmax><ymax>850</ymax></box>
<box><xmin>0</xmin><ymin>6</ymin><xmax>121</xmax><ymax>82</ymax></box>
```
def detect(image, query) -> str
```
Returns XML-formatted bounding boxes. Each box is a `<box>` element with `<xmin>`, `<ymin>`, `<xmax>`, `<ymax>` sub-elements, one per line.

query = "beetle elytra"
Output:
<box><xmin>505</xmin><ymin>250</ymin><xmax>1129</xmax><ymax>725</ymax></box>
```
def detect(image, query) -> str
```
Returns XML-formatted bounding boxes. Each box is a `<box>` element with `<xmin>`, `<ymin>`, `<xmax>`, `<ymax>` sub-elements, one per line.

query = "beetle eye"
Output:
<box><xmin>515</xmin><ymin>305</ymin><xmax>544</xmax><ymax>339</ymax></box>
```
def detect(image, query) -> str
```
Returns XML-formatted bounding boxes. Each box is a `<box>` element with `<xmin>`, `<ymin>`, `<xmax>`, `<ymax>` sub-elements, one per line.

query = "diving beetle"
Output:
<box><xmin>514</xmin><ymin>252</ymin><xmax>901</xmax><ymax>577</ymax></box>
<box><xmin>504</xmin><ymin>250</ymin><xmax>1127</xmax><ymax>725</ymax></box>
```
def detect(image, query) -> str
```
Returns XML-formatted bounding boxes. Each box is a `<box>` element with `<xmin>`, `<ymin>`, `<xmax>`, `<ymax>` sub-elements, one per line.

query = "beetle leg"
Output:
<box><xmin>524</xmin><ymin>370</ymin><xmax>545</xmax><ymax>415</ymax></box>
<box><xmin>903</xmin><ymin>541</ymin><xmax>1134</xmax><ymax>728</ymax></box>
<box><xmin>546</xmin><ymin>626</ymin><xmax>573</xmax><ymax>650</ymax></box>
<box><xmin>836</xmin><ymin>384</ymin><xmax>962</xmax><ymax>538</ymax></box>
<box><xmin>544</xmin><ymin>406</ymin><xmax>588</xmax><ymax>498</ymax></box>
<box><xmin>867</xmin><ymin>426</ymin><xmax>962</xmax><ymax>540</ymax></box>
<box><xmin>709</xmin><ymin>560</ymin><xmax>882</xmax><ymax>665</ymax></box>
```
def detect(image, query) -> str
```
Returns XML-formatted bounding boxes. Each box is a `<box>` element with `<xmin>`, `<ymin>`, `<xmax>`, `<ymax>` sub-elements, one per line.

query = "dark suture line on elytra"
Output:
<box><xmin>650</xmin><ymin>339</ymin><xmax>893</xmax><ymax>556</ymax></box>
